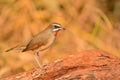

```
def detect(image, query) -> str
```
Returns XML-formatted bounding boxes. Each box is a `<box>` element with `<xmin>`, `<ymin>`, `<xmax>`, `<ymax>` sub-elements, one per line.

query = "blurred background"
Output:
<box><xmin>0</xmin><ymin>0</ymin><xmax>120</xmax><ymax>78</ymax></box>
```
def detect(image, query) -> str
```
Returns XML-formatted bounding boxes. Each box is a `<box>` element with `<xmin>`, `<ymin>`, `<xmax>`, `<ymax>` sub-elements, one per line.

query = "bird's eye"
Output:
<box><xmin>54</xmin><ymin>25</ymin><xmax>60</xmax><ymax>28</ymax></box>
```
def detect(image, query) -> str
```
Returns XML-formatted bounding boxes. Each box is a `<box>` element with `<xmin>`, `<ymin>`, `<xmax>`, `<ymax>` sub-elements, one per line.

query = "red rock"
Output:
<box><xmin>2</xmin><ymin>50</ymin><xmax>120</xmax><ymax>80</ymax></box>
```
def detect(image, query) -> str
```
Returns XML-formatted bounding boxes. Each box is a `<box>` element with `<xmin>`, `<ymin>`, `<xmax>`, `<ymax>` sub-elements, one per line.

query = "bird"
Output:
<box><xmin>6</xmin><ymin>23</ymin><xmax>65</xmax><ymax>67</ymax></box>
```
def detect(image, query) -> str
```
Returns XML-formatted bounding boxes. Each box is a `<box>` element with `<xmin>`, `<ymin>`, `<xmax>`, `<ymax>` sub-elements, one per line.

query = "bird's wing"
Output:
<box><xmin>22</xmin><ymin>36</ymin><xmax>48</xmax><ymax>52</ymax></box>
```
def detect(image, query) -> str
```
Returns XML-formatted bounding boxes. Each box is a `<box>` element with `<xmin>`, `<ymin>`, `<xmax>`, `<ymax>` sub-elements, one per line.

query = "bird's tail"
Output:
<box><xmin>5</xmin><ymin>45</ymin><xmax>18</xmax><ymax>52</ymax></box>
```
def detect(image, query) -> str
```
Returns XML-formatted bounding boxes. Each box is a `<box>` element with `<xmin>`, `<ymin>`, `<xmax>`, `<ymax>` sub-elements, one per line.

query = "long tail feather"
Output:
<box><xmin>5</xmin><ymin>45</ymin><xmax>18</xmax><ymax>52</ymax></box>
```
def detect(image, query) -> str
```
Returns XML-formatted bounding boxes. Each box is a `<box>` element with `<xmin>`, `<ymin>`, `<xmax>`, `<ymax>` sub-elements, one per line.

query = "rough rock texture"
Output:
<box><xmin>2</xmin><ymin>50</ymin><xmax>120</xmax><ymax>80</ymax></box>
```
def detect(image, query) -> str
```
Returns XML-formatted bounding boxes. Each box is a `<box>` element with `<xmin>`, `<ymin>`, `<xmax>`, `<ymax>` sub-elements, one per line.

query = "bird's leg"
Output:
<box><xmin>34</xmin><ymin>51</ymin><xmax>41</xmax><ymax>68</ymax></box>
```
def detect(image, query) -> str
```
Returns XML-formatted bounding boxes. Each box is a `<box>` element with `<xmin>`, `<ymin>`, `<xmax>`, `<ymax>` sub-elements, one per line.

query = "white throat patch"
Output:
<box><xmin>53</xmin><ymin>28</ymin><xmax>60</xmax><ymax>31</ymax></box>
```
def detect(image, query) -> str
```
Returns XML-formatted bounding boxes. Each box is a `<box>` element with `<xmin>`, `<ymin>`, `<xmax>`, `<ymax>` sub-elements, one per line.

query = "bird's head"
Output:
<box><xmin>48</xmin><ymin>23</ymin><xmax>65</xmax><ymax>36</ymax></box>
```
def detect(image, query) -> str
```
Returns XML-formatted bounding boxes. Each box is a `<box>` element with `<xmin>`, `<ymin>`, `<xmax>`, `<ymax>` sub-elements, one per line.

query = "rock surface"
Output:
<box><xmin>2</xmin><ymin>50</ymin><xmax>120</xmax><ymax>80</ymax></box>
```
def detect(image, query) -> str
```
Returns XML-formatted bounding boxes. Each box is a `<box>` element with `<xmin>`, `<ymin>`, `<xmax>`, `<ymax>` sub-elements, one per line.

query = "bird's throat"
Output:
<box><xmin>53</xmin><ymin>30</ymin><xmax>60</xmax><ymax>36</ymax></box>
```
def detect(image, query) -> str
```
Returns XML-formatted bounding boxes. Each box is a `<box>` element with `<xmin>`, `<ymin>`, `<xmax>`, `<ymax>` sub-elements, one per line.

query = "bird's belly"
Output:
<box><xmin>37</xmin><ymin>37</ymin><xmax>55</xmax><ymax>51</ymax></box>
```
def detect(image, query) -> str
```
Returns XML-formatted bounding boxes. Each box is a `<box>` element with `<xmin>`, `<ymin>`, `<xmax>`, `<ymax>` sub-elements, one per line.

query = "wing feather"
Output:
<box><xmin>22</xmin><ymin>37</ymin><xmax>48</xmax><ymax>52</ymax></box>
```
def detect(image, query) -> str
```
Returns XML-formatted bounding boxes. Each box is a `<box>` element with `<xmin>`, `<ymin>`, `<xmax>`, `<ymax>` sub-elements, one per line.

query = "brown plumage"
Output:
<box><xmin>6</xmin><ymin>23</ymin><xmax>65</xmax><ymax>67</ymax></box>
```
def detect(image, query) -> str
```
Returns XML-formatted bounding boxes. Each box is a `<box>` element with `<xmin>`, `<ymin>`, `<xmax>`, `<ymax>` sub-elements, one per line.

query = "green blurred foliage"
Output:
<box><xmin>0</xmin><ymin>0</ymin><xmax>120</xmax><ymax>78</ymax></box>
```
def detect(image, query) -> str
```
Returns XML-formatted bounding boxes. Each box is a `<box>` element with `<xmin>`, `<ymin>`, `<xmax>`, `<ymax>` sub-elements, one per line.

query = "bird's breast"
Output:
<box><xmin>37</xmin><ymin>34</ymin><xmax>56</xmax><ymax>51</ymax></box>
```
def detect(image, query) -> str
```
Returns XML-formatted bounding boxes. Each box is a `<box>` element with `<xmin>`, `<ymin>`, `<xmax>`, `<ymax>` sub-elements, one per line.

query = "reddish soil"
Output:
<box><xmin>2</xmin><ymin>50</ymin><xmax>120</xmax><ymax>80</ymax></box>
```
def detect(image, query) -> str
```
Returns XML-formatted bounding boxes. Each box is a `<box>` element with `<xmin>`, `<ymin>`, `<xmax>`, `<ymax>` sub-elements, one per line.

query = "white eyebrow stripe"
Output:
<box><xmin>52</xmin><ymin>24</ymin><xmax>61</xmax><ymax>27</ymax></box>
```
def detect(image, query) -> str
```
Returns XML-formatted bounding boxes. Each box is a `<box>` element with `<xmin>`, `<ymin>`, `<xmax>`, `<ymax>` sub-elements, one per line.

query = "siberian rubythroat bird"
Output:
<box><xmin>6</xmin><ymin>23</ymin><xmax>65</xmax><ymax>67</ymax></box>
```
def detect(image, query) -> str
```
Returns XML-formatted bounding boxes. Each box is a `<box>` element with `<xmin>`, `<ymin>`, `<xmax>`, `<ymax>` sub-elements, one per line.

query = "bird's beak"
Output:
<box><xmin>62</xmin><ymin>27</ymin><xmax>66</xmax><ymax>30</ymax></box>
<box><xmin>60</xmin><ymin>27</ymin><xmax>66</xmax><ymax>30</ymax></box>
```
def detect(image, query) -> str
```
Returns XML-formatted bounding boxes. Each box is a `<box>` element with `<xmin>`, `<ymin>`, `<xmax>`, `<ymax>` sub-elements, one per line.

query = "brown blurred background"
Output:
<box><xmin>0</xmin><ymin>0</ymin><xmax>120</xmax><ymax>78</ymax></box>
